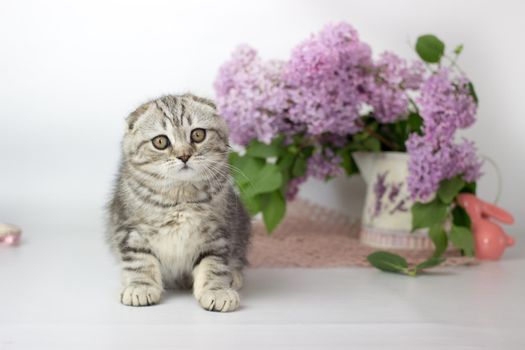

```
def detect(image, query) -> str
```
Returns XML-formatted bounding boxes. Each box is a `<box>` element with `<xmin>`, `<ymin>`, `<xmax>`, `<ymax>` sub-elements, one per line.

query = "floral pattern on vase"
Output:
<box><xmin>354</xmin><ymin>152</ymin><xmax>434</xmax><ymax>250</ymax></box>
<box><xmin>370</xmin><ymin>171</ymin><xmax>410</xmax><ymax>220</ymax></box>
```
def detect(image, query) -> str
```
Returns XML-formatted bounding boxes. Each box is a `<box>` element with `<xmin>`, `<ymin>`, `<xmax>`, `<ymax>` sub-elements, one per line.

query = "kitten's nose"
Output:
<box><xmin>177</xmin><ymin>154</ymin><xmax>191</xmax><ymax>163</ymax></box>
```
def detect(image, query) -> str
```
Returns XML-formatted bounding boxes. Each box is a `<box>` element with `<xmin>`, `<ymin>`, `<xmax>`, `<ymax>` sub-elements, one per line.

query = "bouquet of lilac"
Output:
<box><xmin>215</xmin><ymin>23</ymin><xmax>482</xmax><ymax>274</ymax></box>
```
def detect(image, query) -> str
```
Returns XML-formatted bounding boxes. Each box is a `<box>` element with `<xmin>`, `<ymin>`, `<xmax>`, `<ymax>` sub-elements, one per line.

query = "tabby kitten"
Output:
<box><xmin>107</xmin><ymin>94</ymin><xmax>251</xmax><ymax>312</ymax></box>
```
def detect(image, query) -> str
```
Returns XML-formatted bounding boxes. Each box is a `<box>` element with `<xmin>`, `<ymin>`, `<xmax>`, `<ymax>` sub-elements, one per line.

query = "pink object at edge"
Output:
<box><xmin>457</xmin><ymin>193</ymin><xmax>515</xmax><ymax>260</ymax></box>
<box><xmin>0</xmin><ymin>224</ymin><xmax>22</xmax><ymax>246</ymax></box>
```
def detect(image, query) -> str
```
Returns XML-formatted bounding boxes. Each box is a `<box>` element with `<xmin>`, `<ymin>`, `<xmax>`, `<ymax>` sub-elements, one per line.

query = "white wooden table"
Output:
<box><xmin>1</xmin><ymin>226</ymin><xmax>524</xmax><ymax>350</ymax></box>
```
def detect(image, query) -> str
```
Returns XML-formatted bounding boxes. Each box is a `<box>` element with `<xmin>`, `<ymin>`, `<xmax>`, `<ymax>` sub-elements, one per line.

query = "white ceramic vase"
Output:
<box><xmin>353</xmin><ymin>151</ymin><xmax>434</xmax><ymax>250</ymax></box>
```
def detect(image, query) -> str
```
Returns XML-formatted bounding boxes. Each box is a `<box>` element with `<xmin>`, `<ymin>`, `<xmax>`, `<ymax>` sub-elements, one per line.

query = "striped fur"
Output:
<box><xmin>107</xmin><ymin>94</ymin><xmax>251</xmax><ymax>312</ymax></box>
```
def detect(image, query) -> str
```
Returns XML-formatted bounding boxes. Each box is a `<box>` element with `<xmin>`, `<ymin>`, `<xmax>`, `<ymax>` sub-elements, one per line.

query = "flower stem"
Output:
<box><xmin>443</xmin><ymin>54</ymin><xmax>467</xmax><ymax>76</ymax></box>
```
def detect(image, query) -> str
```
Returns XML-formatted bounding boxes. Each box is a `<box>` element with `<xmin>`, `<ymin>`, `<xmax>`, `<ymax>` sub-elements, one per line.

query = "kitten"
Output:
<box><xmin>107</xmin><ymin>94</ymin><xmax>251</xmax><ymax>312</ymax></box>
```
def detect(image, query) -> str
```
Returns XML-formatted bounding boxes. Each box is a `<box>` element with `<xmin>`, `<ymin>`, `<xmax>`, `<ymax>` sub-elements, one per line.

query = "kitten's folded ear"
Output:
<box><xmin>126</xmin><ymin>103</ymin><xmax>150</xmax><ymax>131</ymax></box>
<box><xmin>183</xmin><ymin>93</ymin><xmax>217</xmax><ymax>110</ymax></box>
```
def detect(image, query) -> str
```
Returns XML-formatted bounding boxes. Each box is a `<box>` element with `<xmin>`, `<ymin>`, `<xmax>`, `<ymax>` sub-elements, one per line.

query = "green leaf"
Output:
<box><xmin>449</xmin><ymin>225</ymin><xmax>475</xmax><ymax>256</ymax></box>
<box><xmin>292</xmin><ymin>155</ymin><xmax>308</xmax><ymax>178</ymax></box>
<box><xmin>367</xmin><ymin>251</ymin><xmax>409</xmax><ymax>274</ymax></box>
<box><xmin>428</xmin><ymin>224</ymin><xmax>448</xmax><ymax>258</ymax></box>
<box><xmin>340</xmin><ymin>149</ymin><xmax>358</xmax><ymax>176</ymax></box>
<box><xmin>415</xmin><ymin>256</ymin><xmax>446</xmax><ymax>272</ymax></box>
<box><xmin>407</xmin><ymin>113</ymin><xmax>423</xmax><ymax>134</ymax></box>
<box><xmin>461</xmin><ymin>181</ymin><xmax>477</xmax><ymax>195</ymax></box>
<box><xmin>260</xmin><ymin>190</ymin><xmax>286</xmax><ymax>233</ymax></box>
<box><xmin>245</xmin><ymin>141</ymin><xmax>279</xmax><ymax>158</ymax></box>
<box><xmin>411</xmin><ymin>198</ymin><xmax>448</xmax><ymax>231</ymax></box>
<box><xmin>245</xmin><ymin>136</ymin><xmax>284</xmax><ymax>158</ymax></box>
<box><xmin>228</xmin><ymin>151</ymin><xmax>244</xmax><ymax>173</ymax></box>
<box><xmin>229</xmin><ymin>153</ymin><xmax>259</xmax><ymax>186</ymax></box>
<box><xmin>276</xmin><ymin>152</ymin><xmax>293</xmax><ymax>186</ymax></box>
<box><xmin>453</xmin><ymin>44</ymin><xmax>464</xmax><ymax>55</ymax></box>
<box><xmin>301</xmin><ymin>145</ymin><xmax>315</xmax><ymax>158</ymax></box>
<box><xmin>363</xmin><ymin>137</ymin><xmax>381</xmax><ymax>151</ymax></box>
<box><xmin>468</xmin><ymin>82</ymin><xmax>479</xmax><ymax>105</ymax></box>
<box><xmin>287</xmin><ymin>145</ymin><xmax>299</xmax><ymax>155</ymax></box>
<box><xmin>229</xmin><ymin>151</ymin><xmax>240</xmax><ymax>164</ymax></box>
<box><xmin>416</xmin><ymin>34</ymin><xmax>445</xmax><ymax>63</ymax></box>
<box><xmin>277</xmin><ymin>152</ymin><xmax>295</xmax><ymax>172</ymax></box>
<box><xmin>240</xmin><ymin>193</ymin><xmax>260</xmax><ymax>216</ymax></box>
<box><xmin>452</xmin><ymin>205</ymin><xmax>471</xmax><ymax>228</ymax></box>
<box><xmin>353</xmin><ymin>131</ymin><xmax>370</xmax><ymax>143</ymax></box>
<box><xmin>438</xmin><ymin>176</ymin><xmax>465</xmax><ymax>204</ymax></box>
<box><xmin>230</xmin><ymin>156</ymin><xmax>265</xmax><ymax>189</ymax></box>
<box><xmin>244</xmin><ymin>163</ymin><xmax>283</xmax><ymax>197</ymax></box>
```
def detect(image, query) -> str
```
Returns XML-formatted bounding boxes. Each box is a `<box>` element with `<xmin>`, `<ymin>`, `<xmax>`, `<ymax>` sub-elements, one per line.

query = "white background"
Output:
<box><xmin>1</xmin><ymin>0</ymin><xmax>524</xmax><ymax>236</ymax></box>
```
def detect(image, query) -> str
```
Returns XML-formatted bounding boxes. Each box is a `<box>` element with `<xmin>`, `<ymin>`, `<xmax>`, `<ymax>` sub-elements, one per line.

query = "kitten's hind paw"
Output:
<box><xmin>198</xmin><ymin>288</ymin><xmax>240</xmax><ymax>312</ymax></box>
<box><xmin>120</xmin><ymin>284</ymin><xmax>162</xmax><ymax>306</ymax></box>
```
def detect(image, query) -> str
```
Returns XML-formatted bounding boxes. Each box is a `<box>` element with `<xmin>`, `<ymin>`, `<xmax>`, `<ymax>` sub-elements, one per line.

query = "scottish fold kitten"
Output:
<box><xmin>107</xmin><ymin>94</ymin><xmax>251</xmax><ymax>312</ymax></box>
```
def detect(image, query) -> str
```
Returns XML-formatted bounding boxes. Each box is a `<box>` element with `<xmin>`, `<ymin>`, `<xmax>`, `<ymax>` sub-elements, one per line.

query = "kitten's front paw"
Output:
<box><xmin>120</xmin><ymin>284</ymin><xmax>162</xmax><ymax>306</ymax></box>
<box><xmin>198</xmin><ymin>288</ymin><xmax>240</xmax><ymax>312</ymax></box>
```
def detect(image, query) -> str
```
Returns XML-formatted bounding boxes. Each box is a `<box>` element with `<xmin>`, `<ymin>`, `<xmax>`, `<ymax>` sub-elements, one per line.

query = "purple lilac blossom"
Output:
<box><xmin>417</xmin><ymin>68</ymin><xmax>477</xmax><ymax>142</ymax></box>
<box><xmin>406</xmin><ymin>69</ymin><xmax>482</xmax><ymax>200</ymax></box>
<box><xmin>455</xmin><ymin>139</ymin><xmax>483</xmax><ymax>182</ymax></box>
<box><xmin>407</xmin><ymin>134</ymin><xmax>482</xmax><ymax>200</ymax></box>
<box><xmin>214</xmin><ymin>45</ymin><xmax>289</xmax><ymax>145</ymax></box>
<box><xmin>286</xmin><ymin>176</ymin><xmax>307</xmax><ymax>201</ymax></box>
<box><xmin>365</xmin><ymin>52</ymin><xmax>425</xmax><ymax>123</ymax></box>
<box><xmin>215</xmin><ymin>23</ymin><xmax>483</xmax><ymax>202</ymax></box>
<box><xmin>307</xmin><ymin>149</ymin><xmax>344</xmax><ymax>180</ymax></box>
<box><xmin>283</xmin><ymin>22</ymin><xmax>373</xmax><ymax>135</ymax></box>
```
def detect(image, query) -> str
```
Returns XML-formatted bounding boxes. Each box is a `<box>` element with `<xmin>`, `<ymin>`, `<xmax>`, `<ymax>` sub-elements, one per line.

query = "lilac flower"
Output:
<box><xmin>318</xmin><ymin>133</ymin><xmax>348</xmax><ymax>148</ymax></box>
<box><xmin>406</xmin><ymin>134</ymin><xmax>443</xmax><ymax>200</ymax></box>
<box><xmin>406</xmin><ymin>134</ymin><xmax>482</xmax><ymax>200</ymax></box>
<box><xmin>215</xmin><ymin>23</ymin><xmax>483</xmax><ymax>203</ymax></box>
<box><xmin>365</xmin><ymin>52</ymin><xmax>425</xmax><ymax>123</ymax></box>
<box><xmin>418</xmin><ymin>68</ymin><xmax>477</xmax><ymax>142</ymax></box>
<box><xmin>283</xmin><ymin>22</ymin><xmax>373</xmax><ymax>135</ymax></box>
<box><xmin>307</xmin><ymin>148</ymin><xmax>344</xmax><ymax>180</ymax></box>
<box><xmin>406</xmin><ymin>68</ymin><xmax>481</xmax><ymax>200</ymax></box>
<box><xmin>286</xmin><ymin>176</ymin><xmax>307</xmax><ymax>201</ymax></box>
<box><xmin>214</xmin><ymin>45</ymin><xmax>289</xmax><ymax>145</ymax></box>
<box><xmin>455</xmin><ymin>139</ymin><xmax>483</xmax><ymax>182</ymax></box>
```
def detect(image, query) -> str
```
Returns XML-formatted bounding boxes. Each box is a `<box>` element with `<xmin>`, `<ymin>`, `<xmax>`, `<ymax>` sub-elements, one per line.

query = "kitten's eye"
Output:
<box><xmin>190</xmin><ymin>128</ymin><xmax>206</xmax><ymax>143</ymax></box>
<box><xmin>151</xmin><ymin>135</ymin><xmax>170</xmax><ymax>150</ymax></box>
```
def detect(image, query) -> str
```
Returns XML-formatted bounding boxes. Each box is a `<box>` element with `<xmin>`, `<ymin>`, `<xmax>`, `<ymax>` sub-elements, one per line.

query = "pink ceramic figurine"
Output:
<box><xmin>457</xmin><ymin>193</ymin><xmax>515</xmax><ymax>260</ymax></box>
<box><xmin>0</xmin><ymin>223</ymin><xmax>22</xmax><ymax>246</ymax></box>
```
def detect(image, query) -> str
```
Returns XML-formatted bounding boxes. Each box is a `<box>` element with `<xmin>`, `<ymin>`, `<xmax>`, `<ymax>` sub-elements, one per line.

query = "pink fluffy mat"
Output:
<box><xmin>247</xmin><ymin>199</ymin><xmax>476</xmax><ymax>268</ymax></box>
